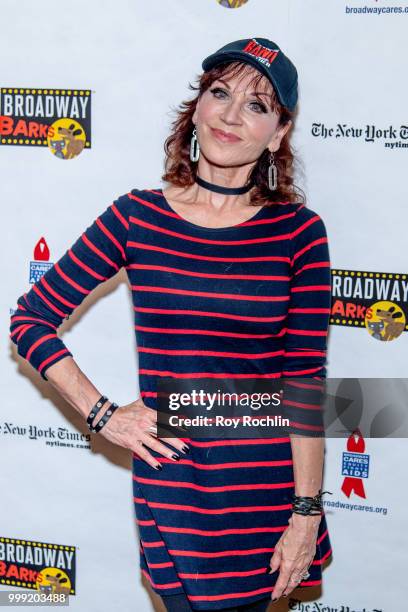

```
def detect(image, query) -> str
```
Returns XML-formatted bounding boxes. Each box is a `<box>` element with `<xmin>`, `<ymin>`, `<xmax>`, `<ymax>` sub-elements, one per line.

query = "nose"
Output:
<box><xmin>219</xmin><ymin>97</ymin><xmax>243</xmax><ymax>125</ymax></box>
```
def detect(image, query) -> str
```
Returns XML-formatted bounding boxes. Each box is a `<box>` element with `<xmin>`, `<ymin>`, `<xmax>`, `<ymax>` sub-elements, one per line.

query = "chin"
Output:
<box><xmin>197</xmin><ymin>140</ymin><xmax>239</xmax><ymax>165</ymax></box>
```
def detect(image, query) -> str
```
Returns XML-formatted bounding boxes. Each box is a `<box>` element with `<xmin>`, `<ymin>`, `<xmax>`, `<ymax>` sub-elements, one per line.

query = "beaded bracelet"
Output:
<box><xmin>291</xmin><ymin>489</ymin><xmax>332</xmax><ymax>516</ymax></box>
<box><xmin>86</xmin><ymin>396</ymin><xmax>108</xmax><ymax>432</ymax></box>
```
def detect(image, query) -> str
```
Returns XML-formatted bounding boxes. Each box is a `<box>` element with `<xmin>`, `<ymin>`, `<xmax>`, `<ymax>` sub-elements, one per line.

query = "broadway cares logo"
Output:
<box><xmin>312</xmin><ymin>123</ymin><xmax>408</xmax><ymax>148</ymax></box>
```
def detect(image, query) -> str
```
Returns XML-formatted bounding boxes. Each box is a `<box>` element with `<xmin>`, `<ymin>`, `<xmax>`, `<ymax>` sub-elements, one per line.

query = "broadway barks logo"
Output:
<box><xmin>331</xmin><ymin>268</ymin><xmax>407</xmax><ymax>341</ymax></box>
<box><xmin>0</xmin><ymin>87</ymin><xmax>92</xmax><ymax>159</ymax></box>
<box><xmin>0</xmin><ymin>536</ymin><xmax>76</xmax><ymax>594</ymax></box>
<box><xmin>217</xmin><ymin>0</ymin><xmax>249</xmax><ymax>7</ymax></box>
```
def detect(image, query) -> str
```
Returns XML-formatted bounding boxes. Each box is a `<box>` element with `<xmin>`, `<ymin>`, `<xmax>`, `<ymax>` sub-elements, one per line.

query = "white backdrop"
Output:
<box><xmin>1</xmin><ymin>1</ymin><xmax>407</xmax><ymax>610</ymax></box>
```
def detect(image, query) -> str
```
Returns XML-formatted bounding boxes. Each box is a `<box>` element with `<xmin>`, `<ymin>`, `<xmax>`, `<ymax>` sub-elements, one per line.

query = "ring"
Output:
<box><xmin>289</xmin><ymin>575</ymin><xmax>302</xmax><ymax>584</ymax></box>
<box><xmin>289</xmin><ymin>570</ymin><xmax>309</xmax><ymax>584</ymax></box>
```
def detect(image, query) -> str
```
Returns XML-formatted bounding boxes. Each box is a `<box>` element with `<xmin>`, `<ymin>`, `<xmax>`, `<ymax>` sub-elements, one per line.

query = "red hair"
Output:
<box><xmin>162</xmin><ymin>60</ymin><xmax>305</xmax><ymax>207</ymax></box>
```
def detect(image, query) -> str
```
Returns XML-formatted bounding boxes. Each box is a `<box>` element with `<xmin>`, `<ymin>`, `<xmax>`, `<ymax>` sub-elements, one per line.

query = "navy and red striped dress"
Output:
<box><xmin>9</xmin><ymin>187</ymin><xmax>333</xmax><ymax>610</ymax></box>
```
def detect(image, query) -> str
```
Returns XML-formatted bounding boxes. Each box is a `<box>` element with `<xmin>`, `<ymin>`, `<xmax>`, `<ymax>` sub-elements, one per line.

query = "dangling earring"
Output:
<box><xmin>190</xmin><ymin>126</ymin><xmax>200</xmax><ymax>162</ymax></box>
<box><xmin>268</xmin><ymin>150</ymin><xmax>278</xmax><ymax>191</ymax></box>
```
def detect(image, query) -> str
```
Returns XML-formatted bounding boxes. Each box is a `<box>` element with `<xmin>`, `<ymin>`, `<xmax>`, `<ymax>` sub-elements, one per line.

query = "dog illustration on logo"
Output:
<box><xmin>57</xmin><ymin>123</ymin><xmax>85</xmax><ymax>159</ymax></box>
<box><xmin>375</xmin><ymin>305</ymin><xmax>405</xmax><ymax>341</ymax></box>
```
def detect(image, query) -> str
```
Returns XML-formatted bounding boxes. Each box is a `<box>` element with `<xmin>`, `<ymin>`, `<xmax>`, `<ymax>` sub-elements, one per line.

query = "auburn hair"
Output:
<box><xmin>161</xmin><ymin>60</ymin><xmax>305</xmax><ymax>207</ymax></box>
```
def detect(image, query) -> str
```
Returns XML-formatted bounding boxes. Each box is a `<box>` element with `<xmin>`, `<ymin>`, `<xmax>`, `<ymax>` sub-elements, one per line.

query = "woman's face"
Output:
<box><xmin>192</xmin><ymin>67</ymin><xmax>292</xmax><ymax>168</ymax></box>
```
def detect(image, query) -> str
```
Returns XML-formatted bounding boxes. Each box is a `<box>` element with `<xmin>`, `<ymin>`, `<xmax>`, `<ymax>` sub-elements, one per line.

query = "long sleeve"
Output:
<box><xmin>281</xmin><ymin>204</ymin><xmax>332</xmax><ymax>435</ymax></box>
<box><xmin>9</xmin><ymin>193</ymin><xmax>131</xmax><ymax>381</ymax></box>
<box><xmin>283</xmin><ymin>204</ymin><xmax>332</xmax><ymax>377</ymax></box>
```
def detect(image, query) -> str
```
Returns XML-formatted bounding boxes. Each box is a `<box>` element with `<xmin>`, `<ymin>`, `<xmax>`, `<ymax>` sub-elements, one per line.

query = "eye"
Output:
<box><xmin>210</xmin><ymin>87</ymin><xmax>268</xmax><ymax>113</ymax></box>
<box><xmin>248</xmin><ymin>100</ymin><xmax>267</xmax><ymax>113</ymax></box>
<box><xmin>210</xmin><ymin>87</ymin><xmax>228</xmax><ymax>98</ymax></box>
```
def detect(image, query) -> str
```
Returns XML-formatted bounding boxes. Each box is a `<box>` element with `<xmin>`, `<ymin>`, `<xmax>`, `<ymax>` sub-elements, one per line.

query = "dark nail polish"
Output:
<box><xmin>172</xmin><ymin>454</ymin><xmax>180</xmax><ymax>461</ymax></box>
<box><xmin>265</xmin><ymin>566</ymin><xmax>273</xmax><ymax>574</ymax></box>
<box><xmin>182</xmin><ymin>446</ymin><xmax>190</xmax><ymax>454</ymax></box>
<box><xmin>155</xmin><ymin>464</ymin><xmax>162</xmax><ymax>470</ymax></box>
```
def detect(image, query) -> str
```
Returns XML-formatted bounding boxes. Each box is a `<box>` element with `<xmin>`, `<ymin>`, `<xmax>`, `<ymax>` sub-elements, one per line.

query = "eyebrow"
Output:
<box><xmin>215</xmin><ymin>78</ymin><xmax>274</xmax><ymax>99</ymax></box>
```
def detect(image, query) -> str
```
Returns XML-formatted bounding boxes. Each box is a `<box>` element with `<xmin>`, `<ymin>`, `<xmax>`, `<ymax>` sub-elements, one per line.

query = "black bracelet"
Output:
<box><xmin>89</xmin><ymin>402</ymin><xmax>120</xmax><ymax>433</ymax></box>
<box><xmin>291</xmin><ymin>489</ymin><xmax>332</xmax><ymax>516</ymax></box>
<box><xmin>86</xmin><ymin>396</ymin><xmax>108</xmax><ymax>432</ymax></box>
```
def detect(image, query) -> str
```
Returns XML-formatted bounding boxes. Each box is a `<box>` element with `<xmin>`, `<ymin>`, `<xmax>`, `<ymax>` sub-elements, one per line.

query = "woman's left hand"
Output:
<box><xmin>267</xmin><ymin>513</ymin><xmax>321</xmax><ymax>602</ymax></box>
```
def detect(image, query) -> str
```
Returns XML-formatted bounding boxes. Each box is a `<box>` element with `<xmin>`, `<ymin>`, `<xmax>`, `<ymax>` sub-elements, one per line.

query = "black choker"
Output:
<box><xmin>195</xmin><ymin>174</ymin><xmax>254</xmax><ymax>195</ymax></box>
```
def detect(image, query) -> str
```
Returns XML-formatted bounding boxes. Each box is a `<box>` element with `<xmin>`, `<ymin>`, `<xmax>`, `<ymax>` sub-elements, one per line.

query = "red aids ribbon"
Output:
<box><xmin>34</xmin><ymin>237</ymin><xmax>50</xmax><ymax>261</ymax></box>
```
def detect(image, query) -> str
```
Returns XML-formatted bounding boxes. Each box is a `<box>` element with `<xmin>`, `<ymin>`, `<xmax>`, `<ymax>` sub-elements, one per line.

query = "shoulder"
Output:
<box><xmin>290</xmin><ymin>203</ymin><xmax>328</xmax><ymax>239</ymax></box>
<box><xmin>110</xmin><ymin>187</ymin><xmax>158</xmax><ymax>216</ymax></box>
<box><xmin>114</xmin><ymin>187</ymin><xmax>146</xmax><ymax>207</ymax></box>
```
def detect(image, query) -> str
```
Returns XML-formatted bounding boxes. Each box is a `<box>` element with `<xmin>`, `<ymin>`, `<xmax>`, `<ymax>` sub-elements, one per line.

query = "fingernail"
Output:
<box><xmin>181</xmin><ymin>446</ymin><xmax>190</xmax><ymax>454</ymax></box>
<box><xmin>155</xmin><ymin>464</ymin><xmax>162</xmax><ymax>470</ymax></box>
<box><xmin>171</xmin><ymin>454</ymin><xmax>180</xmax><ymax>461</ymax></box>
<box><xmin>265</xmin><ymin>566</ymin><xmax>273</xmax><ymax>574</ymax></box>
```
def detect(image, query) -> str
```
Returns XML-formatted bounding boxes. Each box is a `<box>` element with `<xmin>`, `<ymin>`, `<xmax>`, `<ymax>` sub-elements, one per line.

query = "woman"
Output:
<box><xmin>9</xmin><ymin>38</ymin><xmax>333</xmax><ymax>611</ymax></box>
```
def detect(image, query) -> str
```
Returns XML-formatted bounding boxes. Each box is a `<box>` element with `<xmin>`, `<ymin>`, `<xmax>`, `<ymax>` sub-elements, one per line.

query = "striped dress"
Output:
<box><xmin>9</xmin><ymin>187</ymin><xmax>333</xmax><ymax>610</ymax></box>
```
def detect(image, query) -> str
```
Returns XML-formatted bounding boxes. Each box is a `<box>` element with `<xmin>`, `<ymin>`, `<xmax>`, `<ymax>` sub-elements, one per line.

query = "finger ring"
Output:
<box><xmin>289</xmin><ymin>575</ymin><xmax>302</xmax><ymax>584</ymax></box>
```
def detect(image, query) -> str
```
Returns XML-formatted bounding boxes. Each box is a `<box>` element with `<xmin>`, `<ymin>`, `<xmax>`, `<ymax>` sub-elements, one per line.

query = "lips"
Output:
<box><xmin>210</xmin><ymin>127</ymin><xmax>242</xmax><ymax>143</ymax></box>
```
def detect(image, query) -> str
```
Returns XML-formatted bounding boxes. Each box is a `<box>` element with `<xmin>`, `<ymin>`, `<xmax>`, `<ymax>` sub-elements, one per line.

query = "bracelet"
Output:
<box><xmin>86</xmin><ymin>396</ymin><xmax>108</xmax><ymax>432</ymax></box>
<box><xmin>291</xmin><ymin>489</ymin><xmax>332</xmax><ymax>516</ymax></box>
<box><xmin>89</xmin><ymin>402</ymin><xmax>120</xmax><ymax>433</ymax></box>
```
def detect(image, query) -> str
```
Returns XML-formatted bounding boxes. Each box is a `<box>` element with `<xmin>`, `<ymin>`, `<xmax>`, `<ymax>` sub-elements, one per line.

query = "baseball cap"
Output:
<box><xmin>201</xmin><ymin>37</ymin><xmax>298</xmax><ymax>111</ymax></box>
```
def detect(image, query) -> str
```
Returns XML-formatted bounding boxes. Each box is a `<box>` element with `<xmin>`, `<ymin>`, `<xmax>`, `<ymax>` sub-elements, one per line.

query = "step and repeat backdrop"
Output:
<box><xmin>1</xmin><ymin>1</ymin><xmax>407</xmax><ymax>611</ymax></box>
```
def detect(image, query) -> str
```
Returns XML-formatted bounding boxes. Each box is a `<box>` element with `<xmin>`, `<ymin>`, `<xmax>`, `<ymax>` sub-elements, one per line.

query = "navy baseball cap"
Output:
<box><xmin>201</xmin><ymin>37</ymin><xmax>298</xmax><ymax>111</ymax></box>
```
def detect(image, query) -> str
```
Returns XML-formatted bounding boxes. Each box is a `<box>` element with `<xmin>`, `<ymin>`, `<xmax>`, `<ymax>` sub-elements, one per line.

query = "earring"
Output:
<box><xmin>190</xmin><ymin>126</ymin><xmax>200</xmax><ymax>162</ymax></box>
<box><xmin>268</xmin><ymin>150</ymin><xmax>278</xmax><ymax>191</ymax></box>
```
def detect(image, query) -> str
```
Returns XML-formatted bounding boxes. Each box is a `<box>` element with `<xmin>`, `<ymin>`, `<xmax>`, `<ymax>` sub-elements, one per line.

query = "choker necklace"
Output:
<box><xmin>195</xmin><ymin>174</ymin><xmax>254</xmax><ymax>195</ymax></box>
